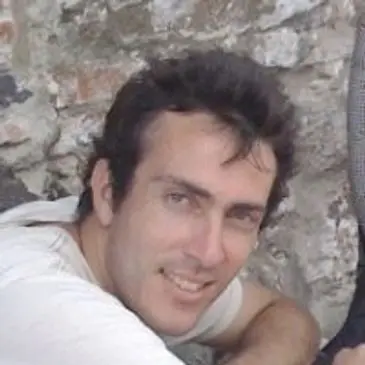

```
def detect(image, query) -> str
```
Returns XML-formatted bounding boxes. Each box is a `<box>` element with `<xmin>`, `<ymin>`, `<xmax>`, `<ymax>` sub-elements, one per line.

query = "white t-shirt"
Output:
<box><xmin>0</xmin><ymin>196</ymin><xmax>243</xmax><ymax>365</ymax></box>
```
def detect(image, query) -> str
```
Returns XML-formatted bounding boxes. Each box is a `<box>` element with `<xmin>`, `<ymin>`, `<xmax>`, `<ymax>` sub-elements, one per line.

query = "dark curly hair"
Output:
<box><xmin>77</xmin><ymin>48</ymin><xmax>298</xmax><ymax>228</ymax></box>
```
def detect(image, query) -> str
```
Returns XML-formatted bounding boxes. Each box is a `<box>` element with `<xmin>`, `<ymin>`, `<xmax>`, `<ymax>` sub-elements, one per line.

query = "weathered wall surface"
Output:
<box><xmin>1</xmin><ymin>0</ymin><xmax>363</xmax><ymax>361</ymax></box>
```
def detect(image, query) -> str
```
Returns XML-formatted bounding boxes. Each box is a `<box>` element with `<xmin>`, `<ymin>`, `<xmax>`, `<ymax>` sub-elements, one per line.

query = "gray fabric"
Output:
<box><xmin>347</xmin><ymin>13</ymin><xmax>365</xmax><ymax>233</ymax></box>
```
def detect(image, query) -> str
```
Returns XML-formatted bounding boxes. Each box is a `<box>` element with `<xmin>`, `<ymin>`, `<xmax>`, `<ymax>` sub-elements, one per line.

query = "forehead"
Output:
<box><xmin>139</xmin><ymin>111</ymin><xmax>277</xmax><ymax>204</ymax></box>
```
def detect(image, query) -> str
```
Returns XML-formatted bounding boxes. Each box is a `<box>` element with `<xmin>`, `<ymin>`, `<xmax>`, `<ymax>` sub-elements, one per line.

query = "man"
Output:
<box><xmin>331</xmin><ymin>346</ymin><xmax>365</xmax><ymax>365</ymax></box>
<box><xmin>0</xmin><ymin>49</ymin><xmax>319</xmax><ymax>364</ymax></box>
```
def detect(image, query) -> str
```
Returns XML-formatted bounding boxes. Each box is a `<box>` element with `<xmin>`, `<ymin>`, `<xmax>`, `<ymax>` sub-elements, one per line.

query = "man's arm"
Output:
<box><xmin>333</xmin><ymin>345</ymin><xmax>365</xmax><ymax>365</ymax></box>
<box><xmin>203</xmin><ymin>279</ymin><xmax>320</xmax><ymax>365</ymax></box>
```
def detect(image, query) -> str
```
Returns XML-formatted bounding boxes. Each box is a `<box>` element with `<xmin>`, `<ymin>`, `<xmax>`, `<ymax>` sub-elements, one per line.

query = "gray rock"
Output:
<box><xmin>302</xmin><ymin>23</ymin><xmax>354</xmax><ymax>65</ymax></box>
<box><xmin>149</xmin><ymin>0</ymin><xmax>197</xmax><ymax>31</ymax></box>
<box><xmin>253</xmin><ymin>27</ymin><xmax>301</xmax><ymax>68</ymax></box>
<box><xmin>0</xmin><ymin>71</ymin><xmax>33</xmax><ymax>109</ymax></box>
<box><xmin>0</xmin><ymin>163</ymin><xmax>38</xmax><ymax>213</ymax></box>
<box><xmin>0</xmin><ymin>93</ymin><xmax>59</xmax><ymax>170</ymax></box>
<box><xmin>257</xmin><ymin>0</ymin><xmax>326</xmax><ymax>30</ymax></box>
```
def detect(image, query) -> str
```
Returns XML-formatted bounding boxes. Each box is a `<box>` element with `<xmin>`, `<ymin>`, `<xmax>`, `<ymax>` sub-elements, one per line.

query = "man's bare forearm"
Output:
<box><xmin>221</xmin><ymin>299</ymin><xmax>320</xmax><ymax>365</ymax></box>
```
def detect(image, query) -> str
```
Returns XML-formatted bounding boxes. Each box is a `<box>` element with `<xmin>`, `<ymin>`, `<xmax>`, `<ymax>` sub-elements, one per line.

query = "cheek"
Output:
<box><xmin>108</xmin><ymin>208</ymin><xmax>178</xmax><ymax>276</ymax></box>
<box><xmin>110</xmin><ymin>224</ymin><xmax>149</xmax><ymax>268</ymax></box>
<box><xmin>142</xmin><ymin>204</ymin><xmax>200</xmax><ymax>250</ymax></box>
<box><xmin>106</xmin><ymin>218</ymin><xmax>148</xmax><ymax>283</ymax></box>
<box><xmin>106</xmin><ymin>228</ymin><xmax>153</xmax><ymax>306</ymax></box>
<box><xmin>224</xmin><ymin>232</ymin><xmax>257</xmax><ymax>271</ymax></box>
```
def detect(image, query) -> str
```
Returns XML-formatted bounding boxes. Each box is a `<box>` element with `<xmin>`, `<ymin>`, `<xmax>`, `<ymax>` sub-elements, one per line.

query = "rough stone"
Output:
<box><xmin>0</xmin><ymin>71</ymin><xmax>32</xmax><ymax>108</ymax></box>
<box><xmin>0</xmin><ymin>163</ymin><xmax>38</xmax><ymax>213</ymax></box>
<box><xmin>46</xmin><ymin>155</ymin><xmax>83</xmax><ymax>197</ymax></box>
<box><xmin>0</xmin><ymin>17</ymin><xmax>15</xmax><ymax>43</ymax></box>
<box><xmin>150</xmin><ymin>0</ymin><xmax>198</xmax><ymax>31</ymax></box>
<box><xmin>247</xmin><ymin>173</ymin><xmax>359</xmax><ymax>342</ymax></box>
<box><xmin>173</xmin><ymin>343</ymin><xmax>213</xmax><ymax>365</ymax></box>
<box><xmin>52</xmin><ymin>109</ymin><xmax>103</xmax><ymax>157</ymax></box>
<box><xmin>50</xmin><ymin>61</ymin><xmax>131</xmax><ymax>108</ymax></box>
<box><xmin>257</xmin><ymin>0</ymin><xmax>326</xmax><ymax>30</ymax></box>
<box><xmin>253</xmin><ymin>27</ymin><xmax>301</xmax><ymax>68</ymax></box>
<box><xmin>302</xmin><ymin>22</ymin><xmax>354</xmax><ymax>65</ymax></box>
<box><xmin>0</xmin><ymin>85</ymin><xmax>59</xmax><ymax>170</ymax></box>
<box><xmin>106</xmin><ymin>0</ymin><xmax>145</xmax><ymax>13</ymax></box>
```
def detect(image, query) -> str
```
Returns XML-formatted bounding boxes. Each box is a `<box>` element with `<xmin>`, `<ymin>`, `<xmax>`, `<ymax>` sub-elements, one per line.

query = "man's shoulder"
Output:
<box><xmin>0</xmin><ymin>225</ymin><xmax>90</xmax><ymax>288</ymax></box>
<box><xmin>0</xmin><ymin>195</ymin><xmax>79</xmax><ymax>226</ymax></box>
<box><xmin>0</xmin><ymin>195</ymin><xmax>90</xmax><ymax>287</ymax></box>
<box><xmin>0</xmin><ymin>224</ymin><xmax>64</xmax><ymax>257</ymax></box>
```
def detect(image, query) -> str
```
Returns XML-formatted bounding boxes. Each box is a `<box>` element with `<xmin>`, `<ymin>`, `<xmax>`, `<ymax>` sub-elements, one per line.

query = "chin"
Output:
<box><xmin>153</xmin><ymin>321</ymin><xmax>196</xmax><ymax>337</ymax></box>
<box><xmin>143</xmin><ymin>309</ymin><xmax>201</xmax><ymax>337</ymax></box>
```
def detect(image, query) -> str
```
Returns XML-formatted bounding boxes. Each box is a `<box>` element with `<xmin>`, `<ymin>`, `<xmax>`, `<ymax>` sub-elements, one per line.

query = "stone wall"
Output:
<box><xmin>1</xmin><ymin>0</ymin><xmax>363</xmax><ymax>356</ymax></box>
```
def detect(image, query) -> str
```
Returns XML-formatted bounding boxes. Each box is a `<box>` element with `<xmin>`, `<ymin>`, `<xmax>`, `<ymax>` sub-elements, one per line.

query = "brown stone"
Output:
<box><xmin>75</xmin><ymin>65</ymin><xmax>126</xmax><ymax>104</ymax></box>
<box><xmin>0</xmin><ymin>122</ymin><xmax>28</xmax><ymax>146</ymax></box>
<box><xmin>0</xmin><ymin>19</ymin><xmax>14</xmax><ymax>43</ymax></box>
<box><xmin>52</xmin><ymin>63</ymin><xmax>128</xmax><ymax>107</ymax></box>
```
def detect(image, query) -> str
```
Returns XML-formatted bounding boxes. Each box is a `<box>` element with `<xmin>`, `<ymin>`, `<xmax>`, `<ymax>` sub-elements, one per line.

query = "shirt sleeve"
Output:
<box><xmin>0</xmin><ymin>275</ymin><xmax>184</xmax><ymax>365</ymax></box>
<box><xmin>164</xmin><ymin>276</ymin><xmax>243</xmax><ymax>347</ymax></box>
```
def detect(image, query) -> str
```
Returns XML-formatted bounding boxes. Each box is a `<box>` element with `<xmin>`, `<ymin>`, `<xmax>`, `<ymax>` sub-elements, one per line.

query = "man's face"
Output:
<box><xmin>103</xmin><ymin>111</ymin><xmax>276</xmax><ymax>336</ymax></box>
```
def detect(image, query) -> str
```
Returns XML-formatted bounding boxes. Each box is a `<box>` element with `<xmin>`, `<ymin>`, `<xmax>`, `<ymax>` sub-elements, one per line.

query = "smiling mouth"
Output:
<box><xmin>160</xmin><ymin>269</ymin><xmax>212</xmax><ymax>294</ymax></box>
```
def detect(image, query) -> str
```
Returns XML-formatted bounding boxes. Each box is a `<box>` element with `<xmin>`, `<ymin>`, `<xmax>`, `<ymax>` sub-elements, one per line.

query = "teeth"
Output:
<box><xmin>165</xmin><ymin>273</ymin><xmax>204</xmax><ymax>293</ymax></box>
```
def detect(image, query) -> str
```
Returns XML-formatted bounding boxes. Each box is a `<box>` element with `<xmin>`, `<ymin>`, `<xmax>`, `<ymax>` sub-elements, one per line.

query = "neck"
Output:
<box><xmin>63</xmin><ymin>216</ymin><xmax>114</xmax><ymax>293</ymax></box>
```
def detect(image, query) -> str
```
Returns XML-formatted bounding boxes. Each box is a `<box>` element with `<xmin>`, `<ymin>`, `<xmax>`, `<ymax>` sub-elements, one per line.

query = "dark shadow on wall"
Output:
<box><xmin>0</xmin><ymin>164</ymin><xmax>38</xmax><ymax>213</ymax></box>
<box><xmin>0</xmin><ymin>68</ymin><xmax>32</xmax><ymax>109</ymax></box>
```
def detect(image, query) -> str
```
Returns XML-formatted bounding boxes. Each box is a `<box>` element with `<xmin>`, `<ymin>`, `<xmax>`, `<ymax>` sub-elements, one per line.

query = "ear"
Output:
<box><xmin>90</xmin><ymin>159</ymin><xmax>114</xmax><ymax>227</ymax></box>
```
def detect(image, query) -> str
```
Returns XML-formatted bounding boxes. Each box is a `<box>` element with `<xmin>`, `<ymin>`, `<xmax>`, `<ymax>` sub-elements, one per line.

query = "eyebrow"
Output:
<box><xmin>152</xmin><ymin>175</ymin><xmax>213</xmax><ymax>200</ymax></box>
<box><xmin>152</xmin><ymin>174</ymin><xmax>266</xmax><ymax>214</ymax></box>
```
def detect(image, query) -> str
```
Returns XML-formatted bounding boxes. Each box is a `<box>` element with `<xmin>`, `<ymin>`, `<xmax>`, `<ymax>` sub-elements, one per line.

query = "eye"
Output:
<box><xmin>227</xmin><ymin>210</ymin><xmax>262</xmax><ymax>232</ymax></box>
<box><xmin>166</xmin><ymin>192</ymin><xmax>190</xmax><ymax>205</ymax></box>
<box><xmin>164</xmin><ymin>191</ymin><xmax>198</xmax><ymax>213</ymax></box>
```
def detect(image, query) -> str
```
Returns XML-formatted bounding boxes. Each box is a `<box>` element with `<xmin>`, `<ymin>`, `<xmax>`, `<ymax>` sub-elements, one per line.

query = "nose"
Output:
<box><xmin>184</xmin><ymin>217</ymin><xmax>226</xmax><ymax>269</ymax></box>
